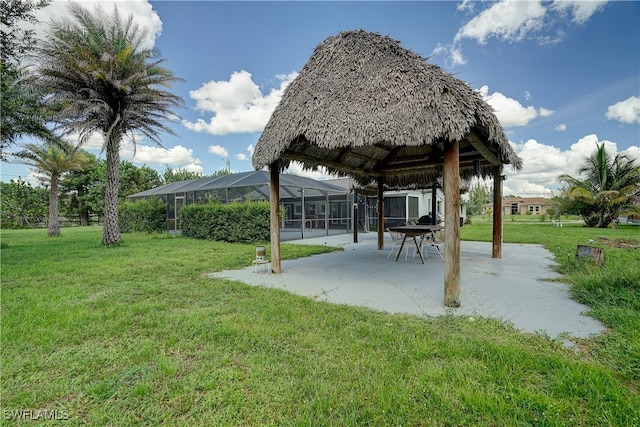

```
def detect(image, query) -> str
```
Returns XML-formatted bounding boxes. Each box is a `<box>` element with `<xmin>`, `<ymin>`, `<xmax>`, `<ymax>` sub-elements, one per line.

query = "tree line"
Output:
<box><xmin>465</xmin><ymin>143</ymin><xmax>639</xmax><ymax>228</ymax></box>
<box><xmin>2</xmin><ymin>1</ymin><xmax>637</xmax><ymax>240</ymax></box>
<box><xmin>0</xmin><ymin>153</ymin><xmax>230</xmax><ymax>230</ymax></box>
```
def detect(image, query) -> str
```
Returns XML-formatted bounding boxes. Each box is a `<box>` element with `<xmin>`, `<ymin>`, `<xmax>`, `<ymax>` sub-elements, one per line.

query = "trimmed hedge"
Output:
<box><xmin>179</xmin><ymin>201</ymin><xmax>271</xmax><ymax>243</ymax></box>
<box><xmin>119</xmin><ymin>198</ymin><xmax>166</xmax><ymax>233</ymax></box>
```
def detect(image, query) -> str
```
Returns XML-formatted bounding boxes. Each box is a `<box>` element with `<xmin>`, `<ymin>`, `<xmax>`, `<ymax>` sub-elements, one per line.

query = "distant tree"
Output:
<box><xmin>66</xmin><ymin>159</ymin><xmax>163</xmax><ymax>221</ymax></box>
<box><xmin>161</xmin><ymin>158</ymin><xmax>232</xmax><ymax>184</ymax></box>
<box><xmin>1</xmin><ymin>0</ymin><xmax>49</xmax><ymax>64</ymax></box>
<box><xmin>0</xmin><ymin>0</ymin><xmax>53</xmax><ymax>158</ymax></box>
<box><xmin>559</xmin><ymin>144</ymin><xmax>640</xmax><ymax>228</ymax></box>
<box><xmin>212</xmin><ymin>158</ymin><xmax>232</xmax><ymax>177</ymax></box>
<box><xmin>14</xmin><ymin>139</ymin><xmax>90</xmax><ymax>235</ymax></box>
<box><xmin>59</xmin><ymin>152</ymin><xmax>98</xmax><ymax>225</ymax></box>
<box><xmin>467</xmin><ymin>179</ymin><xmax>492</xmax><ymax>216</ymax></box>
<box><xmin>123</xmin><ymin>163</ymin><xmax>163</xmax><ymax>196</ymax></box>
<box><xmin>35</xmin><ymin>1</ymin><xmax>183</xmax><ymax>245</ymax></box>
<box><xmin>162</xmin><ymin>166</ymin><xmax>203</xmax><ymax>184</ymax></box>
<box><xmin>0</xmin><ymin>177</ymin><xmax>47</xmax><ymax>228</ymax></box>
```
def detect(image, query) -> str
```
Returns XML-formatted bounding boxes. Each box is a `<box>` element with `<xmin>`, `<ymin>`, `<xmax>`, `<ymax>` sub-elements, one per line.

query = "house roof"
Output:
<box><xmin>127</xmin><ymin>170</ymin><xmax>348</xmax><ymax>200</ymax></box>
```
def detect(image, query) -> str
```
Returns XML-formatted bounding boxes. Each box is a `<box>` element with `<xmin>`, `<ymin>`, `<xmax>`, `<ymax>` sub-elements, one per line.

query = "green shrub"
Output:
<box><xmin>179</xmin><ymin>201</ymin><xmax>271</xmax><ymax>243</ymax></box>
<box><xmin>119</xmin><ymin>198</ymin><xmax>166</xmax><ymax>233</ymax></box>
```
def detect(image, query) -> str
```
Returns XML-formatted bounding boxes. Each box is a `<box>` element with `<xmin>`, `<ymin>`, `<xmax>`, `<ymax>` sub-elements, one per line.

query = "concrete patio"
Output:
<box><xmin>209</xmin><ymin>232</ymin><xmax>605</xmax><ymax>340</ymax></box>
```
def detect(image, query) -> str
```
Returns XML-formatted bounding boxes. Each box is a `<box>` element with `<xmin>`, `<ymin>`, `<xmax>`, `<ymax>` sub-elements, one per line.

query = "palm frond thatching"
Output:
<box><xmin>253</xmin><ymin>30</ymin><xmax>522</xmax><ymax>188</ymax></box>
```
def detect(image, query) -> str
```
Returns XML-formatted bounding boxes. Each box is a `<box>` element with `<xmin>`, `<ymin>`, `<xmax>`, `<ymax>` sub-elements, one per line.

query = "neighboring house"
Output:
<box><xmin>483</xmin><ymin>197</ymin><xmax>553</xmax><ymax>216</ymax></box>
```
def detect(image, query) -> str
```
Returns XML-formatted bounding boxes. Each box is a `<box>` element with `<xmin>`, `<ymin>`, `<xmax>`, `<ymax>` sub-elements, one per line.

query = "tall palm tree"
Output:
<box><xmin>559</xmin><ymin>144</ymin><xmax>640</xmax><ymax>228</ymax></box>
<box><xmin>35</xmin><ymin>2</ymin><xmax>182</xmax><ymax>245</ymax></box>
<box><xmin>15</xmin><ymin>139</ymin><xmax>90</xmax><ymax>236</ymax></box>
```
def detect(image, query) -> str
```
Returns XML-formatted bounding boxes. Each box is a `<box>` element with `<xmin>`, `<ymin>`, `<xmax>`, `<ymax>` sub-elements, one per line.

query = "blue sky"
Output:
<box><xmin>3</xmin><ymin>0</ymin><xmax>639</xmax><ymax>197</ymax></box>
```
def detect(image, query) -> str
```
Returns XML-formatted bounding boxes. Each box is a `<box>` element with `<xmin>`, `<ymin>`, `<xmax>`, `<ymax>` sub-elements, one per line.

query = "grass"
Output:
<box><xmin>461</xmin><ymin>218</ymin><xmax>640</xmax><ymax>384</ymax></box>
<box><xmin>1</xmin><ymin>224</ymin><xmax>639</xmax><ymax>425</ymax></box>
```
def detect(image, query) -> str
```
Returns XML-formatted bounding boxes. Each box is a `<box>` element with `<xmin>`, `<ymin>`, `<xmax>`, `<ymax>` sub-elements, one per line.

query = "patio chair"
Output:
<box><xmin>417</xmin><ymin>230</ymin><xmax>444</xmax><ymax>261</ymax></box>
<box><xmin>386</xmin><ymin>228</ymin><xmax>411</xmax><ymax>260</ymax></box>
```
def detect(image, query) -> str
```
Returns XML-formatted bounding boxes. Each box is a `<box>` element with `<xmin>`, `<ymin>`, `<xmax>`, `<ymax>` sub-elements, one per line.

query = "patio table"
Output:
<box><xmin>388</xmin><ymin>225</ymin><xmax>444</xmax><ymax>264</ymax></box>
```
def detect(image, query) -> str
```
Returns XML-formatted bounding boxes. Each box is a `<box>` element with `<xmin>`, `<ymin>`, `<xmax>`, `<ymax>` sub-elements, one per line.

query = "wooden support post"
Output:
<box><xmin>431</xmin><ymin>184</ymin><xmax>437</xmax><ymax>225</ymax></box>
<box><xmin>443</xmin><ymin>140</ymin><xmax>461</xmax><ymax>307</ymax></box>
<box><xmin>492</xmin><ymin>166</ymin><xmax>503</xmax><ymax>259</ymax></box>
<box><xmin>300</xmin><ymin>187</ymin><xmax>305</xmax><ymax>239</ymax></box>
<box><xmin>353</xmin><ymin>189</ymin><xmax>358</xmax><ymax>243</ymax></box>
<box><xmin>269</xmin><ymin>162</ymin><xmax>281</xmax><ymax>273</ymax></box>
<box><xmin>325</xmin><ymin>191</ymin><xmax>329</xmax><ymax>236</ymax></box>
<box><xmin>377</xmin><ymin>177</ymin><xmax>384</xmax><ymax>250</ymax></box>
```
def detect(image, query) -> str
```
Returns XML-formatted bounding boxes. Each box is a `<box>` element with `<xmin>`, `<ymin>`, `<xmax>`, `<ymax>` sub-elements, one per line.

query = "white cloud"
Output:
<box><xmin>504</xmin><ymin>134</ymin><xmax>629</xmax><ymax>197</ymax></box>
<box><xmin>173</xmin><ymin>163</ymin><xmax>204</xmax><ymax>174</ymax></box>
<box><xmin>605</xmin><ymin>96</ymin><xmax>640</xmax><ymax>124</ymax></box>
<box><xmin>478</xmin><ymin>86</ymin><xmax>553</xmax><ymax>127</ymax></box>
<box><xmin>450</xmin><ymin>47</ymin><xmax>466</xmax><ymax>67</ymax></box>
<box><xmin>538</xmin><ymin>107</ymin><xmax>554</xmax><ymax>117</ymax></box>
<box><xmin>284</xmin><ymin>161</ymin><xmax>335</xmax><ymax>181</ymax></box>
<box><xmin>33</xmin><ymin>0</ymin><xmax>162</xmax><ymax>50</ymax></box>
<box><xmin>448</xmin><ymin>0</ymin><xmax>609</xmax><ymax>66</ymax></box>
<box><xmin>457</xmin><ymin>0</ymin><xmax>475</xmax><ymax>13</ymax></box>
<box><xmin>75</xmin><ymin>132</ymin><xmax>105</xmax><ymax>150</ymax></box>
<box><xmin>120</xmin><ymin>143</ymin><xmax>202</xmax><ymax>172</ymax></box>
<box><xmin>454</xmin><ymin>0</ymin><xmax>547</xmax><ymax>45</ymax></box>
<box><xmin>208</xmin><ymin>145</ymin><xmax>229</xmax><ymax>157</ymax></box>
<box><xmin>183</xmin><ymin>71</ymin><xmax>298</xmax><ymax>135</ymax></box>
<box><xmin>554</xmin><ymin>124</ymin><xmax>567</xmax><ymax>132</ymax></box>
<box><xmin>621</xmin><ymin>145</ymin><xmax>640</xmax><ymax>161</ymax></box>
<box><xmin>551</xmin><ymin>0</ymin><xmax>608</xmax><ymax>24</ymax></box>
<box><xmin>236</xmin><ymin>144</ymin><xmax>255</xmax><ymax>161</ymax></box>
<box><xmin>67</xmin><ymin>131</ymin><xmax>139</xmax><ymax>151</ymax></box>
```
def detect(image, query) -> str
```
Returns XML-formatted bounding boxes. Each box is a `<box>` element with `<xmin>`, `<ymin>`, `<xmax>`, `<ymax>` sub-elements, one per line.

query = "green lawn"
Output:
<box><xmin>1</xmin><ymin>224</ymin><xmax>639</xmax><ymax>425</ymax></box>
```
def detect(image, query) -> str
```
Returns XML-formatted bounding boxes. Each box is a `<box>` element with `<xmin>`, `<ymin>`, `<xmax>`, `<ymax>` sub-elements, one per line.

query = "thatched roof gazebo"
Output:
<box><xmin>253</xmin><ymin>30</ymin><xmax>522</xmax><ymax>307</ymax></box>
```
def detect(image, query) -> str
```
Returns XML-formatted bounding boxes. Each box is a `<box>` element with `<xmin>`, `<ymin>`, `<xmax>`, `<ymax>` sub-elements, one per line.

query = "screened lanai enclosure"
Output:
<box><xmin>127</xmin><ymin>170</ymin><xmax>440</xmax><ymax>240</ymax></box>
<box><xmin>128</xmin><ymin>170</ymin><xmax>357</xmax><ymax>240</ymax></box>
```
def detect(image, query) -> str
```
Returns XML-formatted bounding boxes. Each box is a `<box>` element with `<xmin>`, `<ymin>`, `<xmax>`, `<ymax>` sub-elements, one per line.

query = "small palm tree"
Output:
<box><xmin>559</xmin><ymin>144</ymin><xmax>640</xmax><ymax>228</ymax></box>
<box><xmin>15</xmin><ymin>139</ymin><xmax>90</xmax><ymax>236</ymax></box>
<box><xmin>35</xmin><ymin>2</ymin><xmax>183</xmax><ymax>245</ymax></box>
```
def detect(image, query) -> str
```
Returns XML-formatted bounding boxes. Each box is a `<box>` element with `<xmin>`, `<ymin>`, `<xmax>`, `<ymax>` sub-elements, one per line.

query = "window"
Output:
<box><xmin>408</xmin><ymin>196</ymin><xmax>419</xmax><ymax>220</ymax></box>
<box><xmin>306</xmin><ymin>203</ymin><xmax>316</xmax><ymax>216</ymax></box>
<box><xmin>384</xmin><ymin>196</ymin><xmax>405</xmax><ymax>218</ymax></box>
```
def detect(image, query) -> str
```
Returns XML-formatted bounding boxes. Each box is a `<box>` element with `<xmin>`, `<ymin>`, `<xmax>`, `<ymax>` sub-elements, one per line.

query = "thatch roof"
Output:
<box><xmin>253</xmin><ymin>30</ymin><xmax>522</xmax><ymax>188</ymax></box>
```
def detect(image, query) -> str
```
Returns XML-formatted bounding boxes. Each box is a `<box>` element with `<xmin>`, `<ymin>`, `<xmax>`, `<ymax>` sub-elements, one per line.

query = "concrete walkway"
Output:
<box><xmin>209</xmin><ymin>232</ymin><xmax>605</xmax><ymax>340</ymax></box>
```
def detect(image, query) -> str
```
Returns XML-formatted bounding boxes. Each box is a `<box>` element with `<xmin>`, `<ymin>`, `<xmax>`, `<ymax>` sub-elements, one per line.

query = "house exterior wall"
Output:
<box><xmin>483</xmin><ymin>197</ymin><xmax>553</xmax><ymax>216</ymax></box>
<box><xmin>364</xmin><ymin>188</ymin><xmax>467</xmax><ymax>229</ymax></box>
